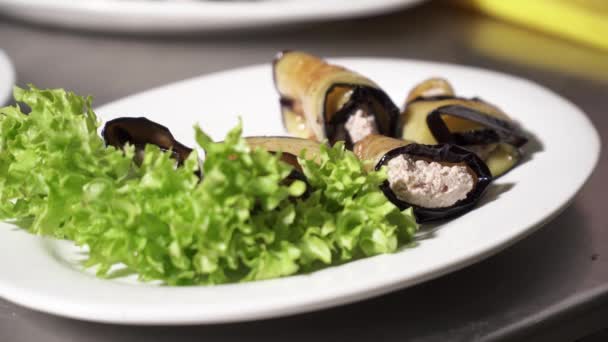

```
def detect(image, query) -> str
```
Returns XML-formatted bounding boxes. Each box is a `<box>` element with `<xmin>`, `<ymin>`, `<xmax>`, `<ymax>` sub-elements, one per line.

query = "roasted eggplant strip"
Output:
<box><xmin>354</xmin><ymin>135</ymin><xmax>492</xmax><ymax>223</ymax></box>
<box><xmin>405</xmin><ymin>77</ymin><xmax>454</xmax><ymax>103</ymax></box>
<box><xmin>400</xmin><ymin>78</ymin><xmax>528</xmax><ymax>177</ymax></box>
<box><xmin>245</xmin><ymin>136</ymin><xmax>322</xmax><ymax>169</ymax></box>
<box><xmin>280</xmin><ymin>98</ymin><xmax>315</xmax><ymax>140</ymax></box>
<box><xmin>273</xmin><ymin>51</ymin><xmax>400</xmax><ymax>148</ymax></box>
<box><xmin>244</xmin><ymin>136</ymin><xmax>323</xmax><ymax>188</ymax></box>
<box><xmin>102</xmin><ymin>117</ymin><xmax>193</xmax><ymax>165</ymax></box>
<box><xmin>426</xmin><ymin>105</ymin><xmax>528</xmax><ymax>147</ymax></box>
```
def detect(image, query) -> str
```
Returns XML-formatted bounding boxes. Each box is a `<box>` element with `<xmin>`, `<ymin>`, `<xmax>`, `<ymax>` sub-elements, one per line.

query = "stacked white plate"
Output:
<box><xmin>0</xmin><ymin>0</ymin><xmax>426</xmax><ymax>33</ymax></box>
<box><xmin>0</xmin><ymin>50</ymin><xmax>15</xmax><ymax>105</ymax></box>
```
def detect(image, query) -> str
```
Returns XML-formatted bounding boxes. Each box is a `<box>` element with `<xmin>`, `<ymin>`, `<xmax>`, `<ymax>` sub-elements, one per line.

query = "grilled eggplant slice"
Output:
<box><xmin>280</xmin><ymin>98</ymin><xmax>315</xmax><ymax>140</ymax></box>
<box><xmin>405</xmin><ymin>77</ymin><xmax>455</xmax><ymax>103</ymax></box>
<box><xmin>245</xmin><ymin>136</ymin><xmax>322</xmax><ymax>169</ymax></box>
<box><xmin>400</xmin><ymin>78</ymin><xmax>528</xmax><ymax>177</ymax></box>
<box><xmin>273</xmin><ymin>51</ymin><xmax>400</xmax><ymax>148</ymax></box>
<box><xmin>245</xmin><ymin>136</ymin><xmax>323</xmax><ymax>187</ymax></box>
<box><xmin>354</xmin><ymin>135</ymin><xmax>492</xmax><ymax>223</ymax></box>
<box><xmin>102</xmin><ymin>117</ymin><xmax>193</xmax><ymax>165</ymax></box>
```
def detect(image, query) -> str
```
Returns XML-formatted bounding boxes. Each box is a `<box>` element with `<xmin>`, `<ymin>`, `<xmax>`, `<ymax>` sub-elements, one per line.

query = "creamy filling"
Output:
<box><xmin>344</xmin><ymin>109</ymin><xmax>378</xmax><ymax>144</ymax></box>
<box><xmin>387</xmin><ymin>155</ymin><xmax>474</xmax><ymax>208</ymax></box>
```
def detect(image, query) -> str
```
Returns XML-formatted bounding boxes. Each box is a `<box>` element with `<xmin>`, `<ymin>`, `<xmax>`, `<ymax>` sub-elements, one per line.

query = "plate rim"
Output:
<box><xmin>0</xmin><ymin>0</ymin><xmax>427</xmax><ymax>32</ymax></box>
<box><xmin>0</xmin><ymin>58</ymin><xmax>601</xmax><ymax>325</ymax></box>
<box><xmin>0</xmin><ymin>50</ymin><xmax>16</xmax><ymax>106</ymax></box>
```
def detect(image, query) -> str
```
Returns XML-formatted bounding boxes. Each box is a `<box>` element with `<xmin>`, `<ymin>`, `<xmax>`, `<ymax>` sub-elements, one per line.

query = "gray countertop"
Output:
<box><xmin>1</xmin><ymin>2</ymin><xmax>607</xmax><ymax>341</ymax></box>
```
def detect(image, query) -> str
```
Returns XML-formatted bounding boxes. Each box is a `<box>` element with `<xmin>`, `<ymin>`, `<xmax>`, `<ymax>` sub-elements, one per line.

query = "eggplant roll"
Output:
<box><xmin>400</xmin><ymin>78</ymin><xmax>528</xmax><ymax>177</ymax></box>
<box><xmin>245</xmin><ymin>136</ymin><xmax>323</xmax><ymax>185</ymax></box>
<box><xmin>354</xmin><ymin>135</ymin><xmax>492</xmax><ymax>223</ymax></box>
<box><xmin>273</xmin><ymin>51</ymin><xmax>400</xmax><ymax>148</ymax></box>
<box><xmin>102</xmin><ymin>117</ymin><xmax>193</xmax><ymax>165</ymax></box>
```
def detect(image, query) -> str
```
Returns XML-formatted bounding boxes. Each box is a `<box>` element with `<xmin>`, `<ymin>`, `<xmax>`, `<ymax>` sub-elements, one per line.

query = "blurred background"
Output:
<box><xmin>0</xmin><ymin>0</ymin><xmax>607</xmax><ymax>341</ymax></box>
<box><xmin>1</xmin><ymin>0</ymin><xmax>607</xmax><ymax>105</ymax></box>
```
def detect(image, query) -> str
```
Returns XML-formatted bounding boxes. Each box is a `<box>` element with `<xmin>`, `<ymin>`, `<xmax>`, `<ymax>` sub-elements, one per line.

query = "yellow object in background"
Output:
<box><xmin>462</xmin><ymin>0</ymin><xmax>608</xmax><ymax>52</ymax></box>
<box><xmin>468</xmin><ymin>17</ymin><xmax>608</xmax><ymax>82</ymax></box>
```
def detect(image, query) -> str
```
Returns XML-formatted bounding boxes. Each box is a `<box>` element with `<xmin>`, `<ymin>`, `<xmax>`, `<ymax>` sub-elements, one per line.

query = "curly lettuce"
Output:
<box><xmin>0</xmin><ymin>86</ymin><xmax>418</xmax><ymax>285</ymax></box>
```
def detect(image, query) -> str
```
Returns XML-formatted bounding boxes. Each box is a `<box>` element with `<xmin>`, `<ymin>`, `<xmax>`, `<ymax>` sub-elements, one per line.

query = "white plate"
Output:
<box><xmin>0</xmin><ymin>58</ymin><xmax>600</xmax><ymax>325</ymax></box>
<box><xmin>0</xmin><ymin>0</ymin><xmax>426</xmax><ymax>33</ymax></box>
<box><xmin>0</xmin><ymin>50</ymin><xmax>15</xmax><ymax>106</ymax></box>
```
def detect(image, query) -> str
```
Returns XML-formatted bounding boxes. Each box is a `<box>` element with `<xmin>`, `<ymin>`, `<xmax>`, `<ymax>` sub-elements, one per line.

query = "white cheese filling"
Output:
<box><xmin>344</xmin><ymin>109</ymin><xmax>378</xmax><ymax>144</ymax></box>
<box><xmin>387</xmin><ymin>155</ymin><xmax>474</xmax><ymax>208</ymax></box>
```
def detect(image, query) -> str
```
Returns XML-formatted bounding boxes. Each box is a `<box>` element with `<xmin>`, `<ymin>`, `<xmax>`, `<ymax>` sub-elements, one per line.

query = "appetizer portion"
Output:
<box><xmin>400</xmin><ymin>78</ymin><xmax>528</xmax><ymax>177</ymax></box>
<box><xmin>354</xmin><ymin>135</ymin><xmax>492</xmax><ymax>222</ymax></box>
<box><xmin>102</xmin><ymin>117</ymin><xmax>193</xmax><ymax>165</ymax></box>
<box><xmin>273</xmin><ymin>51</ymin><xmax>400</xmax><ymax>148</ymax></box>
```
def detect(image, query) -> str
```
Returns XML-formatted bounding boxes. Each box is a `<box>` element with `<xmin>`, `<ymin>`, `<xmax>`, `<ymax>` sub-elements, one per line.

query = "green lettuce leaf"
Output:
<box><xmin>0</xmin><ymin>86</ymin><xmax>418</xmax><ymax>285</ymax></box>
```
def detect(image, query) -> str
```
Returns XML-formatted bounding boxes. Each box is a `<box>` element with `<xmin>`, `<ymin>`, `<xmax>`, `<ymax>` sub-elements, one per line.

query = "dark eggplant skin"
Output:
<box><xmin>102</xmin><ymin>117</ymin><xmax>193</xmax><ymax>165</ymax></box>
<box><xmin>404</xmin><ymin>95</ymin><xmax>528</xmax><ymax>147</ymax></box>
<box><xmin>377</xmin><ymin>143</ymin><xmax>492</xmax><ymax>223</ymax></box>
<box><xmin>323</xmin><ymin>84</ymin><xmax>400</xmax><ymax>148</ymax></box>
<box><xmin>426</xmin><ymin>104</ymin><xmax>528</xmax><ymax>148</ymax></box>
